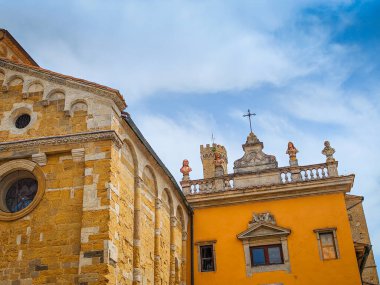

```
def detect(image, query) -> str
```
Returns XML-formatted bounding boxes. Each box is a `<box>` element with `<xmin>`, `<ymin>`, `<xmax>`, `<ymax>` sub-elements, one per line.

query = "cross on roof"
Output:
<box><xmin>243</xmin><ymin>109</ymin><xmax>256</xmax><ymax>133</ymax></box>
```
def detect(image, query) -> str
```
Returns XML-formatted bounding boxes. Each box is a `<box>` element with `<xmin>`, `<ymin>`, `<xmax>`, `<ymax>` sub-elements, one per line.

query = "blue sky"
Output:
<box><xmin>2</xmin><ymin>0</ymin><xmax>380</xmax><ymax>266</ymax></box>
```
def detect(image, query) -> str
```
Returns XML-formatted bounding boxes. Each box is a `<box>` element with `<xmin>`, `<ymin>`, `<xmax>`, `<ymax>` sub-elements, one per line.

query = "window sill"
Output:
<box><xmin>250</xmin><ymin>263</ymin><xmax>290</xmax><ymax>275</ymax></box>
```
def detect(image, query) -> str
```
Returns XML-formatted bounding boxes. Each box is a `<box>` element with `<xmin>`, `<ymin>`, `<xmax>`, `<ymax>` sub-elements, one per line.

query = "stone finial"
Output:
<box><xmin>322</xmin><ymin>141</ymin><xmax>335</xmax><ymax>162</ymax></box>
<box><xmin>286</xmin><ymin>142</ymin><xmax>298</xmax><ymax>166</ymax></box>
<box><xmin>233</xmin><ymin>132</ymin><xmax>278</xmax><ymax>174</ymax></box>
<box><xmin>180</xmin><ymin>159</ymin><xmax>192</xmax><ymax>181</ymax></box>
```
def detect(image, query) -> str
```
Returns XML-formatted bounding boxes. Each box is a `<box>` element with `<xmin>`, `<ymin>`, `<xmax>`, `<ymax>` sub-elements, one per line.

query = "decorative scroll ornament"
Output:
<box><xmin>249</xmin><ymin>212</ymin><xmax>276</xmax><ymax>226</ymax></box>
<box><xmin>180</xmin><ymin>159</ymin><xmax>192</xmax><ymax>181</ymax></box>
<box><xmin>234</xmin><ymin>132</ymin><xmax>278</xmax><ymax>173</ymax></box>
<box><xmin>322</xmin><ymin>141</ymin><xmax>336</xmax><ymax>162</ymax></box>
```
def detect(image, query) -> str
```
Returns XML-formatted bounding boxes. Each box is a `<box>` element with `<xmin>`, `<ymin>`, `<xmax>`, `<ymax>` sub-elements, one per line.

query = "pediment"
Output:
<box><xmin>0</xmin><ymin>29</ymin><xmax>38</xmax><ymax>66</ymax></box>
<box><xmin>237</xmin><ymin>223</ymin><xmax>290</xmax><ymax>240</ymax></box>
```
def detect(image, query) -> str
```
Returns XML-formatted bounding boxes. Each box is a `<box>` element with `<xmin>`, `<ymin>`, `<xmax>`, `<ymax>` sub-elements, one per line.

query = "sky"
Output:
<box><xmin>1</xmin><ymin>0</ymin><xmax>380</xmax><ymax>267</ymax></box>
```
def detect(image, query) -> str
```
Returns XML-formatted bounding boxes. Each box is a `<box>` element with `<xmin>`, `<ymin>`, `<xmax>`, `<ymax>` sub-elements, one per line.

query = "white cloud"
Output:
<box><xmin>2</xmin><ymin>0</ymin><xmax>355</xmax><ymax>101</ymax></box>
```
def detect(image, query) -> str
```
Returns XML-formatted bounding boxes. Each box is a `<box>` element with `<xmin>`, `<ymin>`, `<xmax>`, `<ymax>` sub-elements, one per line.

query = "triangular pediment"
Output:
<box><xmin>237</xmin><ymin>223</ymin><xmax>290</xmax><ymax>240</ymax></box>
<box><xmin>0</xmin><ymin>29</ymin><xmax>38</xmax><ymax>66</ymax></box>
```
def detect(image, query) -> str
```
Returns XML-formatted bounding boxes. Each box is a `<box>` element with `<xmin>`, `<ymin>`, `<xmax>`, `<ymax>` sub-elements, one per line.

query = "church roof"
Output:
<box><xmin>0</xmin><ymin>57</ymin><xmax>127</xmax><ymax>110</ymax></box>
<box><xmin>0</xmin><ymin>28</ymin><xmax>39</xmax><ymax>66</ymax></box>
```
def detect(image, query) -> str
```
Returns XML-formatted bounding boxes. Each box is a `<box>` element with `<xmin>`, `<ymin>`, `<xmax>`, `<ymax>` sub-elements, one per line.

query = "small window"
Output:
<box><xmin>200</xmin><ymin>245</ymin><xmax>215</xmax><ymax>272</ymax></box>
<box><xmin>15</xmin><ymin>114</ymin><xmax>31</xmax><ymax>129</ymax></box>
<box><xmin>250</xmin><ymin>244</ymin><xmax>284</xmax><ymax>266</ymax></box>
<box><xmin>319</xmin><ymin>232</ymin><xmax>337</xmax><ymax>260</ymax></box>
<box><xmin>314</xmin><ymin>228</ymin><xmax>340</xmax><ymax>260</ymax></box>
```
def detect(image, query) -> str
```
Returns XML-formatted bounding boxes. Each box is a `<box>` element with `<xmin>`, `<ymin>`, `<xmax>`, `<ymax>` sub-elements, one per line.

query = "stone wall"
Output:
<box><xmin>346</xmin><ymin>194</ymin><xmax>379</xmax><ymax>284</ymax></box>
<box><xmin>0</xmin><ymin>62</ymin><xmax>189</xmax><ymax>285</ymax></box>
<box><xmin>109</xmin><ymin>117</ymin><xmax>190</xmax><ymax>285</ymax></box>
<box><xmin>0</xmin><ymin>152</ymin><xmax>83</xmax><ymax>284</ymax></box>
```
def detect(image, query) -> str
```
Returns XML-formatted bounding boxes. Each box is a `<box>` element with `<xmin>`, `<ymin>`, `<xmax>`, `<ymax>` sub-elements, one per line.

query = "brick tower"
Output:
<box><xmin>200</xmin><ymin>143</ymin><xmax>228</xmax><ymax>178</ymax></box>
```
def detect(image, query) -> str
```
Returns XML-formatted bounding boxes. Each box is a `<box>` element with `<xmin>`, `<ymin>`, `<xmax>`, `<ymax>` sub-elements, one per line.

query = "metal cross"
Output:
<box><xmin>211</xmin><ymin>133</ymin><xmax>216</xmax><ymax>144</ymax></box>
<box><xmin>243</xmin><ymin>109</ymin><xmax>256</xmax><ymax>133</ymax></box>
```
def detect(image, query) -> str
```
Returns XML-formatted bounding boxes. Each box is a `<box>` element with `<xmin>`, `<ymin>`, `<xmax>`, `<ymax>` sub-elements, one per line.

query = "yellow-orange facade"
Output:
<box><xmin>0</xmin><ymin>29</ymin><xmax>378</xmax><ymax>285</ymax></box>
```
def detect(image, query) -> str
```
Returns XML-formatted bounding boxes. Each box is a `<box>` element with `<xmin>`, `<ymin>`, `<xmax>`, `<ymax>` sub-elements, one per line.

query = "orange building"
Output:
<box><xmin>181</xmin><ymin>132</ymin><xmax>379</xmax><ymax>285</ymax></box>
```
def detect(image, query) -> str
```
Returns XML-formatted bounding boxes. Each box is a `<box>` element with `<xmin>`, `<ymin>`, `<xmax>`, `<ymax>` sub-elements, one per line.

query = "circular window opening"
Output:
<box><xmin>15</xmin><ymin>114</ymin><xmax>31</xmax><ymax>129</ymax></box>
<box><xmin>6</xmin><ymin>178</ymin><xmax>38</xmax><ymax>212</ymax></box>
<box><xmin>0</xmin><ymin>171</ymin><xmax>38</xmax><ymax>213</ymax></box>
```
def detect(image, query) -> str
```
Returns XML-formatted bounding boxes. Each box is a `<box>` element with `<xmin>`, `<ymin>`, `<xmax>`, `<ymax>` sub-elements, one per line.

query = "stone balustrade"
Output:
<box><xmin>181</xmin><ymin>161</ymin><xmax>339</xmax><ymax>196</ymax></box>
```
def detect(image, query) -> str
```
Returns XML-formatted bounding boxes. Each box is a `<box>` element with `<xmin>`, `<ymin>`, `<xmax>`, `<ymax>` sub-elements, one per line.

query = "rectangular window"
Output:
<box><xmin>319</xmin><ymin>232</ymin><xmax>337</xmax><ymax>260</ymax></box>
<box><xmin>250</xmin><ymin>244</ymin><xmax>284</xmax><ymax>266</ymax></box>
<box><xmin>200</xmin><ymin>245</ymin><xmax>215</xmax><ymax>272</ymax></box>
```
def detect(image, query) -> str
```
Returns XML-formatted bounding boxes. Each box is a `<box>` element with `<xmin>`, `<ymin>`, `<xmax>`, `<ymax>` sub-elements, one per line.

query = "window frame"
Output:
<box><xmin>250</xmin><ymin>244</ymin><xmax>284</xmax><ymax>267</ymax></box>
<box><xmin>195</xmin><ymin>240</ymin><xmax>217</xmax><ymax>273</ymax></box>
<box><xmin>314</xmin><ymin>228</ymin><xmax>340</xmax><ymax>261</ymax></box>
<box><xmin>0</xmin><ymin>159</ymin><xmax>46</xmax><ymax>221</ymax></box>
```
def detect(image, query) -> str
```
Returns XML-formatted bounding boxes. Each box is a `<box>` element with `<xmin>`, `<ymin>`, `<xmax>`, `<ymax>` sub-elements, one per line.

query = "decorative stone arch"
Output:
<box><xmin>142</xmin><ymin>165</ymin><xmax>158</xmax><ymax>197</ymax></box>
<box><xmin>121</xmin><ymin>139</ymin><xmax>139</xmax><ymax>177</ymax></box>
<box><xmin>176</xmin><ymin>205</ymin><xmax>185</xmax><ymax>228</ymax></box>
<box><xmin>68</xmin><ymin>99</ymin><xmax>88</xmax><ymax>117</ymax></box>
<box><xmin>46</xmin><ymin>88</ymin><xmax>66</xmax><ymax>101</ymax></box>
<box><xmin>161</xmin><ymin>188</ymin><xmax>174</xmax><ymax>216</ymax></box>
<box><xmin>124</xmin><ymin>138</ymin><xmax>144</xmax><ymax>285</ymax></box>
<box><xmin>0</xmin><ymin>159</ymin><xmax>46</xmax><ymax>221</ymax></box>
<box><xmin>25</xmin><ymin>80</ymin><xmax>44</xmax><ymax>97</ymax></box>
<box><xmin>175</xmin><ymin>205</ymin><xmax>187</xmax><ymax>285</ymax></box>
<box><xmin>41</xmin><ymin>88</ymin><xmax>66</xmax><ymax>107</ymax></box>
<box><xmin>6</xmin><ymin>74</ymin><xmax>24</xmax><ymax>90</ymax></box>
<box><xmin>141</xmin><ymin>164</ymin><xmax>161</xmax><ymax>284</ymax></box>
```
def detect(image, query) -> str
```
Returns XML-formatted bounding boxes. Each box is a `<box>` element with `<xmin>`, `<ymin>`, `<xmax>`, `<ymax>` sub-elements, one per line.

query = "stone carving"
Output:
<box><xmin>286</xmin><ymin>142</ymin><xmax>298</xmax><ymax>161</ymax></box>
<box><xmin>0</xmin><ymin>130</ymin><xmax>123</xmax><ymax>151</ymax></box>
<box><xmin>180</xmin><ymin>159</ymin><xmax>192</xmax><ymax>181</ymax></box>
<box><xmin>234</xmin><ymin>132</ymin><xmax>278</xmax><ymax>173</ymax></box>
<box><xmin>0</xmin><ymin>59</ymin><xmax>126</xmax><ymax>110</ymax></box>
<box><xmin>286</xmin><ymin>142</ymin><xmax>298</xmax><ymax>166</ymax></box>
<box><xmin>214</xmin><ymin>153</ymin><xmax>225</xmax><ymax>166</ymax></box>
<box><xmin>31</xmin><ymin>153</ymin><xmax>47</xmax><ymax>166</ymax></box>
<box><xmin>322</xmin><ymin>141</ymin><xmax>335</xmax><ymax>162</ymax></box>
<box><xmin>249</xmin><ymin>212</ymin><xmax>276</xmax><ymax>226</ymax></box>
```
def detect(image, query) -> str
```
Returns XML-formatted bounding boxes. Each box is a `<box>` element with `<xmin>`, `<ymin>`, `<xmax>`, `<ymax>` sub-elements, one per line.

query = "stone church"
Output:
<box><xmin>0</xmin><ymin>29</ymin><xmax>378</xmax><ymax>285</ymax></box>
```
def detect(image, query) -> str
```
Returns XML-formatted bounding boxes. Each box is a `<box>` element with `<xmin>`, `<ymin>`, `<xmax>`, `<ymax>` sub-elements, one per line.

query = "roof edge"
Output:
<box><xmin>0</xmin><ymin>29</ymin><xmax>39</xmax><ymax>67</ymax></box>
<box><xmin>0</xmin><ymin>57</ymin><xmax>127</xmax><ymax>111</ymax></box>
<box><xmin>121</xmin><ymin>112</ymin><xmax>193</xmax><ymax>214</ymax></box>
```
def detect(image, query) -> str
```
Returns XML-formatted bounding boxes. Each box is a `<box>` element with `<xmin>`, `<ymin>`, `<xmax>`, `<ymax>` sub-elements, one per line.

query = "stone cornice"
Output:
<box><xmin>0</xmin><ymin>130</ymin><xmax>123</xmax><ymax>151</ymax></box>
<box><xmin>187</xmin><ymin>175</ymin><xmax>355</xmax><ymax>209</ymax></box>
<box><xmin>0</xmin><ymin>58</ymin><xmax>126</xmax><ymax>111</ymax></box>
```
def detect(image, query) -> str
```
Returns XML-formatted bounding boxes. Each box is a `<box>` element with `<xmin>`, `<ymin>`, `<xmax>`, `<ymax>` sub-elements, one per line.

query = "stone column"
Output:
<box><xmin>170</xmin><ymin>216</ymin><xmax>177</xmax><ymax>285</ymax></box>
<box><xmin>154</xmin><ymin>198</ymin><xmax>162</xmax><ymax>285</ymax></box>
<box><xmin>180</xmin><ymin>180</ymin><xmax>191</xmax><ymax>196</ymax></box>
<box><xmin>290</xmin><ymin>166</ymin><xmax>301</xmax><ymax>182</ymax></box>
<box><xmin>133</xmin><ymin>177</ymin><xmax>143</xmax><ymax>285</ymax></box>
<box><xmin>327</xmin><ymin>161</ymin><xmax>339</xmax><ymax>177</ymax></box>
<box><xmin>181</xmin><ymin>231</ymin><xmax>187</xmax><ymax>285</ymax></box>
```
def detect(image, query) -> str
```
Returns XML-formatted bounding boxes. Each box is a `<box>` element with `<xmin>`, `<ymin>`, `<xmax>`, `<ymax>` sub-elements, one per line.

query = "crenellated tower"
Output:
<box><xmin>200</xmin><ymin>143</ymin><xmax>228</xmax><ymax>178</ymax></box>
